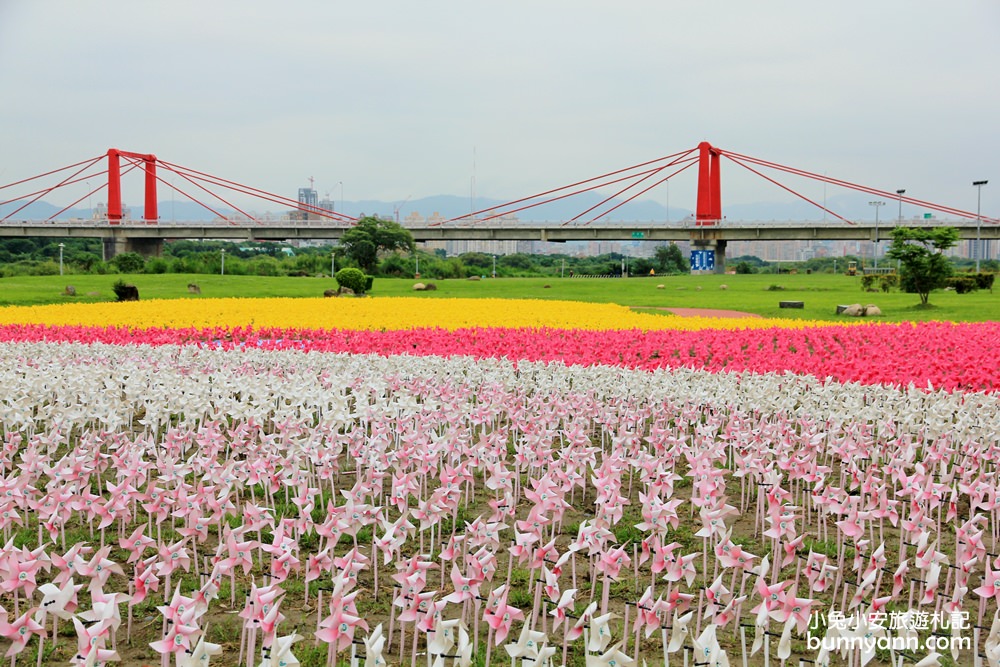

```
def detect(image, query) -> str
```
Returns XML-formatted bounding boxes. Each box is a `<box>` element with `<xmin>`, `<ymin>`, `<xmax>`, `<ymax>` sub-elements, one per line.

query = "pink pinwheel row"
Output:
<box><xmin>4</xmin><ymin>320</ymin><xmax>1000</xmax><ymax>391</ymax></box>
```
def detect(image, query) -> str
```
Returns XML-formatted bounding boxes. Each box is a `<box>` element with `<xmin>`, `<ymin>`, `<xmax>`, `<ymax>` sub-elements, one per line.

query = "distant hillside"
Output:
<box><xmin>1</xmin><ymin>192</ymin><xmax>937</xmax><ymax>224</ymax></box>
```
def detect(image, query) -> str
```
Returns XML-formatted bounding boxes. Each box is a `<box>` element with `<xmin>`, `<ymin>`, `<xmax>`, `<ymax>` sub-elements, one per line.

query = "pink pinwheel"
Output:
<box><xmin>752</xmin><ymin>573</ymin><xmax>791</xmax><ymax>623</ymax></box>
<box><xmin>417</xmin><ymin>597</ymin><xmax>449</xmax><ymax>634</ymax></box>
<box><xmin>131</xmin><ymin>556</ymin><xmax>160</xmax><ymax>606</ymax></box>
<box><xmin>633</xmin><ymin>585</ymin><xmax>663</xmax><ymax>638</ymax></box>
<box><xmin>218</xmin><ymin>527</ymin><xmax>256</xmax><ymax>575</ymax></box>
<box><xmin>484</xmin><ymin>584</ymin><xmax>524</xmax><ymax>645</ymax></box>
<box><xmin>0</xmin><ymin>607</ymin><xmax>45</xmax><ymax>657</ymax></box>
<box><xmin>444</xmin><ymin>563</ymin><xmax>482</xmax><ymax>604</ymax></box>
<box><xmin>316</xmin><ymin>586</ymin><xmax>368</xmax><ymax>652</ymax></box>
<box><xmin>305</xmin><ymin>547</ymin><xmax>334</xmax><ymax>586</ymax></box>
<box><xmin>695</xmin><ymin>504</ymin><xmax>737</xmax><ymax>539</ymax></box>
<box><xmin>73</xmin><ymin>617</ymin><xmax>118</xmax><ymax>666</ymax></box>
<box><xmin>780</xmin><ymin>534</ymin><xmax>805</xmax><ymax>568</ymax></box>
<box><xmin>975</xmin><ymin>564</ymin><xmax>1000</xmax><ymax>602</ymax></box>
<box><xmin>550</xmin><ymin>588</ymin><xmax>577</xmax><ymax>631</ymax></box>
<box><xmin>704</xmin><ymin>574</ymin><xmax>730</xmax><ymax>618</ymax></box>
<box><xmin>75</xmin><ymin>545</ymin><xmax>124</xmax><ymax>594</ymax></box>
<box><xmin>777</xmin><ymin>587</ymin><xmax>816</xmax><ymax>633</ymax></box>
<box><xmin>155</xmin><ymin>539</ymin><xmax>191</xmax><ymax>579</ymax></box>
<box><xmin>0</xmin><ymin>550</ymin><xmax>43</xmax><ymax>598</ymax></box>
<box><xmin>600</xmin><ymin>545</ymin><xmax>631</xmax><ymax>580</ymax></box>
<box><xmin>713</xmin><ymin>595</ymin><xmax>746</xmax><ymax>628</ymax></box>
<box><xmin>119</xmin><ymin>526</ymin><xmax>155</xmax><ymax>564</ymax></box>
<box><xmin>715</xmin><ymin>538</ymin><xmax>758</xmax><ymax>571</ymax></box>
<box><xmin>51</xmin><ymin>543</ymin><xmax>93</xmax><ymax>586</ymax></box>
<box><xmin>662</xmin><ymin>551</ymin><xmax>700</xmax><ymax>587</ymax></box>
<box><xmin>804</xmin><ymin>552</ymin><xmax>835</xmax><ymax>593</ymax></box>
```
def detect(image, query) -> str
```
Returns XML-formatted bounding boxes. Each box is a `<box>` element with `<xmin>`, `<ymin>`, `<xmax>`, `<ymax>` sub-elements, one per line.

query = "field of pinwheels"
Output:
<box><xmin>0</xmin><ymin>296</ymin><xmax>998</xmax><ymax>667</ymax></box>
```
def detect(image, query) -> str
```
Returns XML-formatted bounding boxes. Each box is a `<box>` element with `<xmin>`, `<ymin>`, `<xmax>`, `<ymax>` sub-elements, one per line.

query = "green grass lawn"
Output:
<box><xmin>1</xmin><ymin>272</ymin><xmax>996</xmax><ymax>322</ymax></box>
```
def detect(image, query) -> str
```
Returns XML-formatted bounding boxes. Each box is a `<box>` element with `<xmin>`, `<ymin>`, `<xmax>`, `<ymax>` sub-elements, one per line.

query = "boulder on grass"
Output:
<box><xmin>63</xmin><ymin>285</ymin><xmax>76</xmax><ymax>296</ymax></box>
<box><xmin>467</xmin><ymin>276</ymin><xmax>481</xmax><ymax>281</ymax></box>
<box><xmin>656</xmin><ymin>284</ymin><xmax>665</xmax><ymax>289</ymax></box>
<box><xmin>338</xmin><ymin>287</ymin><xmax>355</xmax><ymax>296</ymax></box>
<box><xmin>719</xmin><ymin>284</ymin><xmax>728</xmax><ymax>290</ymax></box>
<box><xmin>424</xmin><ymin>283</ymin><xmax>437</xmax><ymax>291</ymax></box>
<box><xmin>865</xmin><ymin>304</ymin><xmax>882</xmax><ymax>316</ymax></box>
<box><xmin>187</xmin><ymin>283</ymin><xmax>201</xmax><ymax>294</ymax></box>
<box><xmin>323</xmin><ymin>289</ymin><xmax>338</xmax><ymax>298</ymax></box>
<box><xmin>413</xmin><ymin>283</ymin><xmax>427</xmax><ymax>291</ymax></box>
<box><xmin>842</xmin><ymin>304</ymin><xmax>863</xmax><ymax>317</ymax></box>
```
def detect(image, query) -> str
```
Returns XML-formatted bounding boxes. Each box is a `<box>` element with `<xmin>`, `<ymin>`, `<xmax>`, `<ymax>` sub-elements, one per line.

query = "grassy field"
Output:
<box><xmin>0</xmin><ymin>272</ymin><xmax>996</xmax><ymax>322</ymax></box>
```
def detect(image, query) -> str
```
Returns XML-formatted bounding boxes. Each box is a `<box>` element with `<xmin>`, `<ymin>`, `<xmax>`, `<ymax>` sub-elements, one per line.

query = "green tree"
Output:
<box><xmin>654</xmin><ymin>243</ymin><xmax>689</xmax><ymax>274</ymax></box>
<box><xmin>340</xmin><ymin>216</ymin><xmax>414</xmax><ymax>273</ymax></box>
<box><xmin>885</xmin><ymin>226</ymin><xmax>960</xmax><ymax>306</ymax></box>
<box><xmin>335</xmin><ymin>267</ymin><xmax>368</xmax><ymax>293</ymax></box>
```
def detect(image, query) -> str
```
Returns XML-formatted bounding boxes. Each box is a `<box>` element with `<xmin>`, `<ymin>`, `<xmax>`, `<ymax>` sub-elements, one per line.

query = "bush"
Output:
<box><xmin>974</xmin><ymin>272</ymin><xmax>995</xmax><ymax>292</ymax></box>
<box><xmin>335</xmin><ymin>267</ymin><xmax>367</xmax><ymax>293</ymax></box>
<box><xmin>145</xmin><ymin>257</ymin><xmax>169</xmax><ymax>274</ymax></box>
<box><xmin>946</xmin><ymin>276</ymin><xmax>978</xmax><ymax>294</ymax></box>
<box><xmin>111</xmin><ymin>279</ymin><xmax>137</xmax><ymax>301</ymax></box>
<box><xmin>860</xmin><ymin>275</ymin><xmax>877</xmax><ymax>291</ymax></box>
<box><xmin>879</xmin><ymin>274</ymin><xmax>899</xmax><ymax>293</ymax></box>
<box><xmin>110</xmin><ymin>252</ymin><xmax>146</xmax><ymax>274</ymax></box>
<box><xmin>364</xmin><ymin>275</ymin><xmax>374</xmax><ymax>292</ymax></box>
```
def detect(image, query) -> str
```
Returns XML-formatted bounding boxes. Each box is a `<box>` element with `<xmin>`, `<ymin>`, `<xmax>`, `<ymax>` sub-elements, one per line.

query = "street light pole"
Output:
<box><xmin>58</xmin><ymin>243</ymin><xmax>64</xmax><ymax>276</ymax></box>
<box><xmin>869</xmin><ymin>201</ymin><xmax>885</xmax><ymax>268</ymax></box>
<box><xmin>492</xmin><ymin>255</ymin><xmax>496</xmax><ymax>278</ymax></box>
<box><xmin>220</xmin><ymin>249</ymin><xmax>225</xmax><ymax>276</ymax></box>
<box><xmin>896</xmin><ymin>189</ymin><xmax>905</xmax><ymax>224</ymax></box>
<box><xmin>331</xmin><ymin>250</ymin><xmax>336</xmax><ymax>277</ymax></box>
<box><xmin>974</xmin><ymin>180</ymin><xmax>988</xmax><ymax>272</ymax></box>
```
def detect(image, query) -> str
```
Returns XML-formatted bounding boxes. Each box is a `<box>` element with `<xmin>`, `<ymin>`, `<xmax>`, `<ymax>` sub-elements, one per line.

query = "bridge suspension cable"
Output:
<box><xmin>157</xmin><ymin>160</ymin><xmax>356</xmax><ymax>223</ymax></box>
<box><xmin>1</xmin><ymin>155</ymin><xmax>105</xmax><ymax>223</ymax></box>
<box><xmin>719</xmin><ymin>149</ymin><xmax>999</xmax><ymax>224</ymax></box>
<box><xmin>437</xmin><ymin>147</ymin><xmax>698</xmax><ymax>226</ymax></box>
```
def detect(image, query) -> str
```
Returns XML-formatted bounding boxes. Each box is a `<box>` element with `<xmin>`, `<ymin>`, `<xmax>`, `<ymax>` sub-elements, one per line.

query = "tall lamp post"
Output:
<box><xmin>974</xmin><ymin>180</ymin><xmax>988</xmax><ymax>272</ymax></box>
<box><xmin>869</xmin><ymin>201</ymin><xmax>885</xmax><ymax>268</ymax></box>
<box><xmin>331</xmin><ymin>250</ymin><xmax>336</xmax><ymax>277</ymax></box>
<box><xmin>220</xmin><ymin>249</ymin><xmax>225</xmax><ymax>276</ymax></box>
<box><xmin>492</xmin><ymin>255</ymin><xmax>497</xmax><ymax>278</ymax></box>
<box><xmin>58</xmin><ymin>243</ymin><xmax>65</xmax><ymax>276</ymax></box>
<box><xmin>896</xmin><ymin>189</ymin><xmax>905</xmax><ymax>224</ymax></box>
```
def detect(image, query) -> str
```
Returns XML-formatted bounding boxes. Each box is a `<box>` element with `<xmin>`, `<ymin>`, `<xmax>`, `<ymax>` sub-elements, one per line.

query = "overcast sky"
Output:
<box><xmin>1</xmin><ymin>1</ymin><xmax>997</xmax><ymax>219</ymax></box>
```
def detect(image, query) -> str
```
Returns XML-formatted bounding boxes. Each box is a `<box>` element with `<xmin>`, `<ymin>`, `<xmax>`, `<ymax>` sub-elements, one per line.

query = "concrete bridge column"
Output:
<box><xmin>689</xmin><ymin>238</ymin><xmax>727</xmax><ymax>274</ymax></box>
<box><xmin>102</xmin><ymin>236</ymin><xmax>163</xmax><ymax>261</ymax></box>
<box><xmin>714</xmin><ymin>239</ymin><xmax>727</xmax><ymax>274</ymax></box>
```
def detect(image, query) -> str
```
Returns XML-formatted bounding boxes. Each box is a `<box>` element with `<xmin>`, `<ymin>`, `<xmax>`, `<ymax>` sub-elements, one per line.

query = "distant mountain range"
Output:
<box><xmin>0</xmin><ymin>192</ymin><xmax>932</xmax><ymax>223</ymax></box>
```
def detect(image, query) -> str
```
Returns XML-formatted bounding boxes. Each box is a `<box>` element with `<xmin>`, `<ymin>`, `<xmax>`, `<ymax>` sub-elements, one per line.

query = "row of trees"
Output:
<box><xmin>0</xmin><ymin>220</ymin><xmax>991</xmax><ymax>300</ymax></box>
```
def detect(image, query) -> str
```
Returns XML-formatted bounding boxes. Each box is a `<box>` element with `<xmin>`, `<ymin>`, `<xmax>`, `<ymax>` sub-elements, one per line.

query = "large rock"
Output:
<box><xmin>323</xmin><ymin>289</ymin><xmax>338</xmax><ymax>298</ymax></box>
<box><xmin>656</xmin><ymin>284</ymin><xmax>665</xmax><ymax>289</ymax></box>
<box><xmin>467</xmin><ymin>276</ymin><xmax>481</xmax><ymax>281</ymax></box>
<box><xmin>63</xmin><ymin>285</ymin><xmax>76</xmax><ymax>296</ymax></box>
<box><xmin>842</xmin><ymin>303</ymin><xmax>863</xmax><ymax>317</ymax></box>
<box><xmin>424</xmin><ymin>283</ymin><xmax>437</xmax><ymax>291</ymax></box>
<box><xmin>413</xmin><ymin>283</ymin><xmax>427</xmax><ymax>291</ymax></box>
<box><xmin>338</xmin><ymin>287</ymin><xmax>355</xmax><ymax>296</ymax></box>
<box><xmin>865</xmin><ymin>304</ymin><xmax>882</xmax><ymax>316</ymax></box>
<box><xmin>187</xmin><ymin>283</ymin><xmax>201</xmax><ymax>295</ymax></box>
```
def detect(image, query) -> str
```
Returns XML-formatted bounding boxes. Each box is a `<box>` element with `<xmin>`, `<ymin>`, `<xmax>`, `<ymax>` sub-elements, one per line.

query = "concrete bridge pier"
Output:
<box><xmin>689</xmin><ymin>236</ymin><xmax>728</xmax><ymax>274</ymax></box>
<box><xmin>102</xmin><ymin>235</ymin><xmax>164</xmax><ymax>261</ymax></box>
